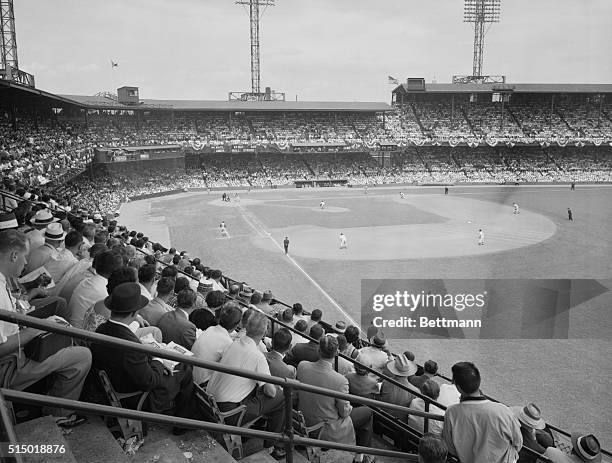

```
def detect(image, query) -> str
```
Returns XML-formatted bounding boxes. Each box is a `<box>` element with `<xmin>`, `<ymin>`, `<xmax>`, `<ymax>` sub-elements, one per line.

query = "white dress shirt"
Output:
<box><xmin>191</xmin><ymin>325</ymin><xmax>233</xmax><ymax>385</ymax></box>
<box><xmin>206</xmin><ymin>335</ymin><xmax>270</xmax><ymax>403</ymax></box>
<box><xmin>68</xmin><ymin>274</ymin><xmax>107</xmax><ymax>329</ymax></box>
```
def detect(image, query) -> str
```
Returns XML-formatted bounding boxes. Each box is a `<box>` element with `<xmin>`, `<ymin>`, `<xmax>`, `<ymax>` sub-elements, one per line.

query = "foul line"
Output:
<box><xmin>237</xmin><ymin>204</ymin><xmax>360</xmax><ymax>329</ymax></box>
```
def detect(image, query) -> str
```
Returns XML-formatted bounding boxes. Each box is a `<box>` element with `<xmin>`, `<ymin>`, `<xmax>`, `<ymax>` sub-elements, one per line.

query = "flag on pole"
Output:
<box><xmin>111</xmin><ymin>60</ymin><xmax>118</xmax><ymax>68</ymax></box>
<box><xmin>387</xmin><ymin>75</ymin><xmax>399</xmax><ymax>85</ymax></box>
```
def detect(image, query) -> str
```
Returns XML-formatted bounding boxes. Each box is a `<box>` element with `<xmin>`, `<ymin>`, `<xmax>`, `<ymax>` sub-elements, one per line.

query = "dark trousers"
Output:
<box><xmin>219</xmin><ymin>388</ymin><xmax>286</xmax><ymax>448</ymax></box>
<box><xmin>351</xmin><ymin>406</ymin><xmax>373</xmax><ymax>448</ymax></box>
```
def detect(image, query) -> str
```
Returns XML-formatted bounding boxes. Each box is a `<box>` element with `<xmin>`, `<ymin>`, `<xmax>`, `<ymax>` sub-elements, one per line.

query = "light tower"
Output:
<box><xmin>0</xmin><ymin>0</ymin><xmax>34</xmax><ymax>86</ymax></box>
<box><xmin>230</xmin><ymin>0</ymin><xmax>284</xmax><ymax>101</ymax></box>
<box><xmin>453</xmin><ymin>0</ymin><xmax>504</xmax><ymax>84</ymax></box>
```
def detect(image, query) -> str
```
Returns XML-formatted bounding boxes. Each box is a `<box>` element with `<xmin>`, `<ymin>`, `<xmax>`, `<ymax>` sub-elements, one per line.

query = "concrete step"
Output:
<box><xmin>132</xmin><ymin>423</ymin><xmax>237</xmax><ymax>463</ymax></box>
<box><xmin>14</xmin><ymin>415</ymin><xmax>78</xmax><ymax>463</ymax></box>
<box><xmin>241</xmin><ymin>448</ymin><xmax>311</xmax><ymax>463</ymax></box>
<box><xmin>130</xmin><ymin>437</ymin><xmax>190</xmax><ymax>463</ymax></box>
<box><xmin>63</xmin><ymin>415</ymin><xmax>130</xmax><ymax>463</ymax></box>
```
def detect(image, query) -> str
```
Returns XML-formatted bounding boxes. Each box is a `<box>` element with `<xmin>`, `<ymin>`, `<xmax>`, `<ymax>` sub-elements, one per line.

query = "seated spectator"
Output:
<box><xmin>336</xmin><ymin>334</ymin><xmax>355</xmax><ymax>376</ymax></box>
<box><xmin>277</xmin><ymin>307</ymin><xmax>295</xmax><ymax>327</ymax></box>
<box><xmin>157</xmin><ymin>288</ymin><xmax>198</xmax><ymax>349</ymax></box>
<box><xmin>305</xmin><ymin>308</ymin><xmax>322</xmax><ymax>331</ymax></box>
<box><xmin>404</xmin><ymin>350</ymin><xmax>425</xmax><ymax>377</ymax></box>
<box><xmin>206</xmin><ymin>290</ymin><xmax>226</xmax><ymax>318</ymax></box>
<box><xmin>358</xmin><ymin>332</ymin><xmax>392</xmax><ymax>373</ymax></box>
<box><xmin>0</xmin><ymin>229</ymin><xmax>92</xmax><ymax>422</ymax></box>
<box><xmin>206</xmin><ymin>311</ymin><xmax>286</xmax><ymax>459</ymax></box>
<box><xmin>189</xmin><ymin>308</ymin><xmax>217</xmax><ymax>331</ymax></box>
<box><xmin>44</xmin><ymin>230</ymin><xmax>83</xmax><ymax>284</ymax></box>
<box><xmin>442</xmin><ymin>362</ymin><xmax>522</xmax><ymax>463</ymax></box>
<box><xmin>137</xmin><ymin>263</ymin><xmax>157</xmax><ymax>300</ymax></box>
<box><xmin>345</xmin><ymin>362</ymin><xmax>379</xmax><ymax>400</ymax></box>
<box><xmin>344</xmin><ymin>325</ymin><xmax>363</xmax><ymax>355</ymax></box>
<box><xmin>191</xmin><ymin>302</ymin><xmax>242</xmax><ymax>386</ymax></box>
<box><xmin>297</xmin><ymin>335</ymin><xmax>375</xmax><ymax>463</ymax></box>
<box><xmin>379</xmin><ymin>354</ymin><xmax>419</xmax><ymax>420</ymax></box>
<box><xmin>168</xmin><ymin>276</ymin><xmax>207</xmax><ymax>310</ymax></box>
<box><xmin>408</xmin><ymin>380</ymin><xmax>445</xmax><ymax>436</ymax></box>
<box><xmin>138</xmin><ymin>276</ymin><xmax>175</xmax><ymax>326</ymax></box>
<box><xmin>265</xmin><ymin>328</ymin><xmax>296</xmax><ymax>379</ymax></box>
<box><xmin>82</xmin><ymin>266</ymin><xmax>162</xmax><ymax>342</ymax></box>
<box><xmin>25</xmin><ymin>222</ymin><xmax>66</xmax><ymax>274</ymax></box>
<box><xmin>259</xmin><ymin>290</ymin><xmax>275</xmax><ymax>313</ymax></box>
<box><xmin>291</xmin><ymin>319</ymin><xmax>310</xmax><ymax>346</ymax></box>
<box><xmin>207</xmin><ymin>269</ymin><xmax>227</xmax><ymax>293</ymax></box>
<box><xmin>160</xmin><ymin>265</ymin><xmax>178</xmax><ymax>280</ymax></box>
<box><xmin>68</xmin><ymin>250</ymin><xmax>123</xmax><ymax>328</ymax></box>
<box><xmin>418</xmin><ymin>434</ymin><xmax>448</xmax><ymax>463</ymax></box>
<box><xmin>410</xmin><ymin>360</ymin><xmax>438</xmax><ymax>390</ymax></box>
<box><xmin>54</xmin><ymin>243</ymin><xmax>107</xmax><ymax>301</ymax></box>
<box><xmin>543</xmin><ymin>433</ymin><xmax>601</xmax><ymax>463</ymax></box>
<box><xmin>284</xmin><ymin>323</ymin><xmax>323</xmax><ymax>367</ymax></box>
<box><xmin>511</xmin><ymin>403</ymin><xmax>554</xmax><ymax>463</ymax></box>
<box><xmin>91</xmin><ymin>283</ymin><xmax>196</xmax><ymax>423</ymax></box>
<box><xmin>292</xmin><ymin>302</ymin><xmax>307</xmax><ymax>323</ymax></box>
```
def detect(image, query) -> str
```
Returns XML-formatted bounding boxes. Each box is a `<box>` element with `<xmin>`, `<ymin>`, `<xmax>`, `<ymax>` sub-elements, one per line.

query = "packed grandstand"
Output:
<box><xmin>1</xmin><ymin>78</ymin><xmax>611</xmax><ymax>463</ymax></box>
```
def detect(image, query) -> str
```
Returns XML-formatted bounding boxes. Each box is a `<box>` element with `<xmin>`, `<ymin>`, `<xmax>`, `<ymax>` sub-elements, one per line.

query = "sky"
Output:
<box><xmin>12</xmin><ymin>0</ymin><xmax>612</xmax><ymax>102</ymax></box>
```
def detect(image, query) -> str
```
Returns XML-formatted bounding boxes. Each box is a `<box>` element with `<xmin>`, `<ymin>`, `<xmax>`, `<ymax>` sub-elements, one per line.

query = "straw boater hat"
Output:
<box><xmin>571</xmin><ymin>434</ymin><xmax>601</xmax><ymax>462</ymax></box>
<box><xmin>104</xmin><ymin>283</ymin><xmax>149</xmax><ymax>314</ymax></box>
<box><xmin>386</xmin><ymin>354</ymin><xmax>418</xmax><ymax>377</ymax></box>
<box><xmin>0</xmin><ymin>212</ymin><xmax>18</xmax><ymax>230</ymax></box>
<box><xmin>510</xmin><ymin>403</ymin><xmax>546</xmax><ymax>430</ymax></box>
<box><xmin>334</xmin><ymin>321</ymin><xmax>347</xmax><ymax>334</ymax></box>
<box><xmin>44</xmin><ymin>222</ymin><xmax>67</xmax><ymax>241</ymax></box>
<box><xmin>30</xmin><ymin>209</ymin><xmax>58</xmax><ymax>226</ymax></box>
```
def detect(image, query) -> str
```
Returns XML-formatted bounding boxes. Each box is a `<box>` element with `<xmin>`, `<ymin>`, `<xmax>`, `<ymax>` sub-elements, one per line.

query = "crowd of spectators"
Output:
<box><xmin>0</xmin><ymin>172</ymin><xmax>606</xmax><ymax>462</ymax></box>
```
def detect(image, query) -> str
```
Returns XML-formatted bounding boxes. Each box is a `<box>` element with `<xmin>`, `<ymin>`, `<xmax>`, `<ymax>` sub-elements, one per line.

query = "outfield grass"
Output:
<box><xmin>122</xmin><ymin>184</ymin><xmax>612</xmax><ymax>448</ymax></box>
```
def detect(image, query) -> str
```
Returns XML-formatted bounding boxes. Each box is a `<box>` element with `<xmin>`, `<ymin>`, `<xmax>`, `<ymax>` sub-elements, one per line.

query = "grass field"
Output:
<box><xmin>121</xmin><ymin>184</ymin><xmax>612</xmax><ymax>448</ymax></box>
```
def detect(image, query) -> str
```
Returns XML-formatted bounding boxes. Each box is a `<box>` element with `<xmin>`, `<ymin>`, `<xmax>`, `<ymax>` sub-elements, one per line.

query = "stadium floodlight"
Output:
<box><xmin>0</xmin><ymin>0</ymin><xmax>34</xmax><ymax>87</ymax></box>
<box><xmin>463</xmin><ymin>0</ymin><xmax>501</xmax><ymax>78</ymax></box>
<box><xmin>236</xmin><ymin>0</ymin><xmax>275</xmax><ymax>95</ymax></box>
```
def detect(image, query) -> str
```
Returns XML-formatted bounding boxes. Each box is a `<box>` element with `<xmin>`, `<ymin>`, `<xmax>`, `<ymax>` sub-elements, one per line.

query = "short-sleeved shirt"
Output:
<box><xmin>0</xmin><ymin>272</ymin><xmax>19</xmax><ymax>344</ymax></box>
<box><xmin>191</xmin><ymin>325</ymin><xmax>233</xmax><ymax>385</ymax></box>
<box><xmin>206</xmin><ymin>335</ymin><xmax>270</xmax><ymax>403</ymax></box>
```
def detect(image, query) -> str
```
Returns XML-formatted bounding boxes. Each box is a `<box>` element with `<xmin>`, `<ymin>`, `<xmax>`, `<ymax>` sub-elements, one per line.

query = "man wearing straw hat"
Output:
<box><xmin>511</xmin><ymin>403</ymin><xmax>554</xmax><ymax>463</ymax></box>
<box><xmin>543</xmin><ymin>433</ymin><xmax>602</xmax><ymax>463</ymax></box>
<box><xmin>26</xmin><ymin>208</ymin><xmax>58</xmax><ymax>250</ymax></box>
<box><xmin>379</xmin><ymin>354</ymin><xmax>419</xmax><ymax>421</ymax></box>
<box><xmin>26</xmin><ymin>222</ymin><xmax>66</xmax><ymax>275</ymax></box>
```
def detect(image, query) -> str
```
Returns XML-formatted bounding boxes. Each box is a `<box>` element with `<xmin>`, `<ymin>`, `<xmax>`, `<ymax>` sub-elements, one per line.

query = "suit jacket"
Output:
<box><xmin>297</xmin><ymin>359</ymin><xmax>355</xmax><ymax>445</ymax></box>
<box><xmin>284</xmin><ymin>341</ymin><xmax>320</xmax><ymax>367</ymax></box>
<box><xmin>92</xmin><ymin>320</ymin><xmax>187</xmax><ymax>414</ymax></box>
<box><xmin>265</xmin><ymin>350</ymin><xmax>296</xmax><ymax>380</ymax></box>
<box><xmin>157</xmin><ymin>309</ymin><xmax>197</xmax><ymax>350</ymax></box>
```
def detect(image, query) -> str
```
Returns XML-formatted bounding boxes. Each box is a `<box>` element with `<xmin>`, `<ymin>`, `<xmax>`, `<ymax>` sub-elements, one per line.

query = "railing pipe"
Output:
<box><xmin>0</xmin><ymin>389</ymin><xmax>24</xmax><ymax>463</ymax></box>
<box><xmin>0</xmin><ymin>389</ymin><xmax>418</xmax><ymax>461</ymax></box>
<box><xmin>0</xmin><ymin>310</ymin><xmax>443</xmax><ymax>421</ymax></box>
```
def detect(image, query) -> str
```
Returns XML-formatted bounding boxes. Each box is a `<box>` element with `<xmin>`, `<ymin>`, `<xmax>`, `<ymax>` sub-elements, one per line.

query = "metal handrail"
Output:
<box><xmin>1</xmin><ymin>389</ymin><xmax>418</xmax><ymax>461</ymax></box>
<box><xmin>0</xmin><ymin>389</ymin><xmax>24</xmax><ymax>463</ymax></box>
<box><xmin>0</xmin><ymin>310</ymin><xmax>443</xmax><ymax>422</ymax></box>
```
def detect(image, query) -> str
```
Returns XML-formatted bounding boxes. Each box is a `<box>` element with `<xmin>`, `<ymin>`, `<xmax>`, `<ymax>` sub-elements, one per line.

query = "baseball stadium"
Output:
<box><xmin>0</xmin><ymin>1</ymin><xmax>610</xmax><ymax>463</ymax></box>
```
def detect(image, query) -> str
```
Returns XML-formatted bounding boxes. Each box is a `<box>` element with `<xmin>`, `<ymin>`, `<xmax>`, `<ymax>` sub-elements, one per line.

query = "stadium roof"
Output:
<box><xmin>58</xmin><ymin>95</ymin><xmax>392</xmax><ymax>112</ymax></box>
<box><xmin>393</xmin><ymin>83</ymin><xmax>612</xmax><ymax>94</ymax></box>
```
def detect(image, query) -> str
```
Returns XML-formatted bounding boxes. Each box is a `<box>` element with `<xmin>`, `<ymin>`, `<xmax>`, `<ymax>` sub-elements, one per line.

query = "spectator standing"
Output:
<box><xmin>442</xmin><ymin>362</ymin><xmax>522</xmax><ymax>463</ymax></box>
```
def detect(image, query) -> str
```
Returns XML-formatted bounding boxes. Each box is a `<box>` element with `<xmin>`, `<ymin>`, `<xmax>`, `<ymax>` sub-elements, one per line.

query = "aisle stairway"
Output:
<box><xmin>13</xmin><ymin>414</ymin><xmax>412</xmax><ymax>463</ymax></box>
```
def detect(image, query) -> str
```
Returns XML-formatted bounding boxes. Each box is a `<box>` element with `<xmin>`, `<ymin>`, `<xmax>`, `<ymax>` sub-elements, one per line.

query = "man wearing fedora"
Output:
<box><xmin>297</xmin><ymin>335</ymin><xmax>375</xmax><ymax>463</ymax></box>
<box><xmin>511</xmin><ymin>403</ymin><xmax>555</xmax><ymax>463</ymax></box>
<box><xmin>543</xmin><ymin>433</ymin><xmax>602</xmax><ymax>463</ymax></box>
<box><xmin>91</xmin><ymin>282</ymin><xmax>196</xmax><ymax>422</ymax></box>
<box><xmin>442</xmin><ymin>362</ymin><xmax>522</xmax><ymax>463</ymax></box>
